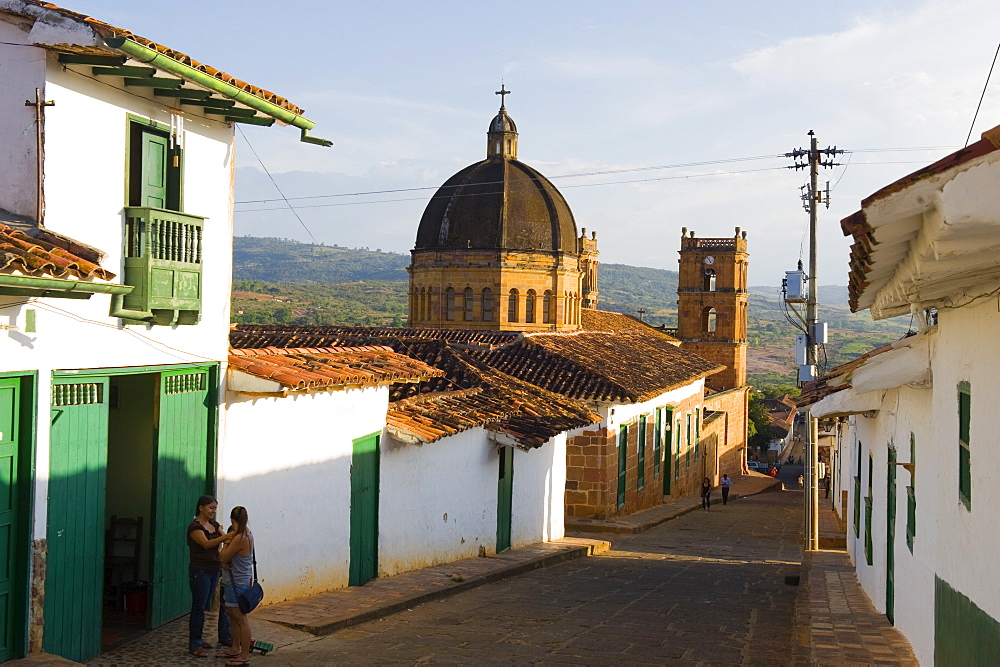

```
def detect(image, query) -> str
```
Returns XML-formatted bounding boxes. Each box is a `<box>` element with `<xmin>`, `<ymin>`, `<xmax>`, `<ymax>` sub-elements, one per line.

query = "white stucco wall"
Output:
<box><xmin>510</xmin><ymin>433</ymin><xmax>566</xmax><ymax>547</ymax></box>
<box><xmin>839</xmin><ymin>298</ymin><xmax>1000</xmax><ymax>664</ymax></box>
<box><xmin>597</xmin><ymin>379</ymin><xmax>705</xmax><ymax>431</ymax></box>
<box><xmin>845</xmin><ymin>383</ymin><xmax>934</xmax><ymax>665</ymax></box>
<box><xmin>0</xmin><ymin>48</ymin><xmax>237</xmax><ymax>540</ymax></box>
<box><xmin>379</xmin><ymin>428</ymin><xmax>499</xmax><ymax>575</ymax></box>
<box><xmin>929</xmin><ymin>299</ymin><xmax>1000</xmax><ymax>630</ymax></box>
<box><xmin>0</xmin><ymin>23</ymin><xmax>44</xmax><ymax>218</ymax></box>
<box><xmin>220</xmin><ymin>384</ymin><xmax>389</xmax><ymax>602</ymax></box>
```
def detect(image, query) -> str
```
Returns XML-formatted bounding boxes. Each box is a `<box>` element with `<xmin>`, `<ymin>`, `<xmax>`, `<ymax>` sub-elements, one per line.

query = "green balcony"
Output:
<box><xmin>123</xmin><ymin>207</ymin><xmax>205</xmax><ymax>325</ymax></box>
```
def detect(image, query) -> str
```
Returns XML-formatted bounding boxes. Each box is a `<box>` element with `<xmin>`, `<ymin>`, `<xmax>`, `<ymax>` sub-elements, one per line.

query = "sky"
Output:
<box><xmin>73</xmin><ymin>0</ymin><xmax>1000</xmax><ymax>286</ymax></box>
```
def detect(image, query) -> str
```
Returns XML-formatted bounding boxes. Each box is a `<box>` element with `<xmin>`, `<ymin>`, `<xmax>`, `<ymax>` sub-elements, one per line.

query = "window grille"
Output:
<box><xmin>53</xmin><ymin>383</ymin><xmax>103</xmax><ymax>406</ymax></box>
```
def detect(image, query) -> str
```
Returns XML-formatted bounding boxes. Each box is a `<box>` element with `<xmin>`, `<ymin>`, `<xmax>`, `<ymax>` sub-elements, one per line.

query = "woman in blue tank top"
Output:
<box><xmin>220</xmin><ymin>506</ymin><xmax>254</xmax><ymax>666</ymax></box>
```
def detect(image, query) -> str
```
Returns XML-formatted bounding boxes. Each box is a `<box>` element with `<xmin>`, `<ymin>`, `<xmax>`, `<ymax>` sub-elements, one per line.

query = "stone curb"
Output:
<box><xmin>566</xmin><ymin>478</ymin><xmax>783</xmax><ymax>535</ymax></box>
<box><xmin>278</xmin><ymin>540</ymin><xmax>610</xmax><ymax>637</ymax></box>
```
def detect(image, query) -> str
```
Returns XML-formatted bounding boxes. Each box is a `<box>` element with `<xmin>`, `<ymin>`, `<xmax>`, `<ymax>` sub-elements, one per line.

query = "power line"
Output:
<box><xmin>965</xmin><ymin>41</ymin><xmax>1000</xmax><ymax>147</ymax></box>
<box><xmin>233</xmin><ymin>147</ymin><xmax>957</xmax><ymax>210</ymax></box>
<box><xmin>237</xmin><ymin>127</ymin><xmax>318</xmax><ymax>244</ymax></box>
<box><xmin>233</xmin><ymin>159</ymin><xmax>939</xmax><ymax>214</ymax></box>
<box><xmin>234</xmin><ymin>154</ymin><xmax>786</xmax><ymax>205</ymax></box>
<box><xmin>234</xmin><ymin>164</ymin><xmax>790</xmax><ymax>213</ymax></box>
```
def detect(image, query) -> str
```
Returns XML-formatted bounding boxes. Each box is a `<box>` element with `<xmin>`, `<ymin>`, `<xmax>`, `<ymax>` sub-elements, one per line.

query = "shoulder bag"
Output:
<box><xmin>237</xmin><ymin>537</ymin><xmax>265</xmax><ymax>614</ymax></box>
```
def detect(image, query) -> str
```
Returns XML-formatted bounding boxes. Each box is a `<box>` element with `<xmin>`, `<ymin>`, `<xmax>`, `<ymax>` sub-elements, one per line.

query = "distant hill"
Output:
<box><xmin>233</xmin><ymin>236</ymin><xmax>409</xmax><ymax>282</ymax></box>
<box><xmin>231</xmin><ymin>236</ymin><xmax>911</xmax><ymax>390</ymax></box>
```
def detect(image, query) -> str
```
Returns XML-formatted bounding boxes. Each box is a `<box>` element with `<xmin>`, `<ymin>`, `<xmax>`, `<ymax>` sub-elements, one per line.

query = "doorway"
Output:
<box><xmin>496</xmin><ymin>446</ymin><xmax>513</xmax><ymax>553</ymax></box>
<box><xmin>349</xmin><ymin>432</ymin><xmax>380</xmax><ymax>586</ymax></box>
<box><xmin>103</xmin><ymin>374</ymin><xmax>157</xmax><ymax>648</ymax></box>
<box><xmin>43</xmin><ymin>365</ymin><xmax>216</xmax><ymax>662</ymax></box>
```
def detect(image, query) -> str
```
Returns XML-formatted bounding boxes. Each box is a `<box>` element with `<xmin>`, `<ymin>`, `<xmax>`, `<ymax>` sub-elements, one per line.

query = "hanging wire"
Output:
<box><xmin>965</xmin><ymin>41</ymin><xmax>1000</xmax><ymax>147</ymax></box>
<box><xmin>237</xmin><ymin>126</ymin><xmax>318</xmax><ymax>244</ymax></box>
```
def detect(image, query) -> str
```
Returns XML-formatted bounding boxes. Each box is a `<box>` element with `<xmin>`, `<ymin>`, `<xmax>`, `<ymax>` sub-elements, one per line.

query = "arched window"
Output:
<box><xmin>482</xmin><ymin>288</ymin><xmax>494</xmax><ymax>322</ymax></box>
<box><xmin>704</xmin><ymin>307</ymin><xmax>717</xmax><ymax>334</ymax></box>
<box><xmin>525</xmin><ymin>290</ymin><xmax>536</xmax><ymax>323</ymax></box>
<box><xmin>445</xmin><ymin>287</ymin><xmax>456</xmax><ymax>321</ymax></box>
<box><xmin>464</xmin><ymin>287</ymin><xmax>474</xmax><ymax>321</ymax></box>
<box><xmin>507</xmin><ymin>289</ymin><xmax>519</xmax><ymax>323</ymax></box>
<box><xmin>506</xmin><ymin>139</ymin><xmax>512</xmax><ymax>153</ymax></box>
<box><xmin>542</xmin><ymin>290</ymin><xmax>552</xmax><ymax>324</ymax></box>
<box><xmin>704</xmin><ymin>269</ymin><xmax>716</xmax><ymax>292</ymax></box>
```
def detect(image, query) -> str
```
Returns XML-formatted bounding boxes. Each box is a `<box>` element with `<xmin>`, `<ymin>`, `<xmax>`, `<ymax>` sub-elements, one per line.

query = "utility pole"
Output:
<box><xmin>25</xmin><ymin>88</ymin><xmax>54</xmax><ymax>226</ymax></box>
<box><xmin>785</xmin><ymin>131</ymin><xmax>842</xmax><ymax>550</ymax></box>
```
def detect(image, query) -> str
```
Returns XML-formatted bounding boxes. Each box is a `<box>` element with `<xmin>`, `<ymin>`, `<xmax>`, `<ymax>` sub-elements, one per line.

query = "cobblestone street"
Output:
<box><xmin>264</xmin><ymin>489</ymin><xmax>802</xmax><ymax>665</ymax></box>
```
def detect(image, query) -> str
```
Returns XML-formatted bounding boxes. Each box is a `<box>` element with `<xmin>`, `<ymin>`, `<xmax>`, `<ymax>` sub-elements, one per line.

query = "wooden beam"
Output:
<box><xmin>57</xmin><ymin>53</ymin><xmax>126</xmax><ymax>66</ymax></box>
<box><xmin>154</xmin><ymin>88</ymin><xmax>212</xmax><ymax>99</ymax></box>
<box><xmin>227</xmin><ymin>116</ymin><xmax>276</xmax><ymax>126</ymax></box>
<box><xmin>178</xmin><ymin>98</ymin><xmax>236</xmax><ymax>108</ymax></box>
<box><xmin>124</xmin><ymin>77</ymin><xmax>183</xmax><ymax>88</ymax></box>
<box><xmin>92</xmin><ymin>66</ymin><xmax>157</xmax><ymax>77</ymax></box>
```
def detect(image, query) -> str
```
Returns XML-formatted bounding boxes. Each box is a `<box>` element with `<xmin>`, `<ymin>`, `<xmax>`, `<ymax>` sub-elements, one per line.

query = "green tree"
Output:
<box><xmin>747</xmin><ymin>392</ymin><xmax>771</xmax><ymax>457</ymax></box>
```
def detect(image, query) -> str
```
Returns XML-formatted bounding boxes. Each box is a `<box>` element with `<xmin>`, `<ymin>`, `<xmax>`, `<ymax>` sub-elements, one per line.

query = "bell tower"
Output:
<box><xmin>676</xmin><ymin>227</ymin><xmax>749</xmax><ymax>391</ymax></box>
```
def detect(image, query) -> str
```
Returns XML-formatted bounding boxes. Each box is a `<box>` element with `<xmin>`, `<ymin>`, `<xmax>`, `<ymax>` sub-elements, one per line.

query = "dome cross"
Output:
<box><xmin>495</xmin><ymin>84</ymin><xmax>511</xmax><ymax>108</ymax></box>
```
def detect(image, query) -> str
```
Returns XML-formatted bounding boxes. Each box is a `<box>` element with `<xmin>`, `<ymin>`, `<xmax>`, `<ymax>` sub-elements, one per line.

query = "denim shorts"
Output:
<box><xmin>221</xmin><ymin>570</ymin><xmax>242</xmax><ymax>608</ymax></box>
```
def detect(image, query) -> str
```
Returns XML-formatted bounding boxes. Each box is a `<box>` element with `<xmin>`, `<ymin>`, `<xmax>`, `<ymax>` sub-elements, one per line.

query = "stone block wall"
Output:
<box><xmin>564</xmin><ymin>426</ymin><xmax>614</xmax><ymax>519</ymax></box>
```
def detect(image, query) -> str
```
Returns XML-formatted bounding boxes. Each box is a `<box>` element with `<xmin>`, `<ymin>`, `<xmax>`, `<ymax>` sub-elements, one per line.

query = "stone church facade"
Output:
<box><xmin>408</xmin><ymin>95</ymin><xmax>598</xmax><ymax>332</ymax></box>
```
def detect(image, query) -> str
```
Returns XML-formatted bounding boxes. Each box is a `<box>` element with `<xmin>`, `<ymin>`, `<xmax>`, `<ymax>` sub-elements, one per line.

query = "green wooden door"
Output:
<box><xmin>663</xmin><ymin>410</ymin><xmax>673</xmax><ymax>495</ymax></box>
<box><xmin>496</xmin><ymin>446</ymin><xmax>513</xmax><ymax>553</ymax></box>
<box><xmin>44</xmin><ymin>377</ymin><xmax>110</xmax><ymax>662</ymax></box>
<box><xmin>616</xmin><ymin>425</ymin><xmax>627</xmax><ymax>509</ymax></box>
<box><xmin>138</xmin><ymin>129</ymin><xmax>169</xmax><ymax>209</ymax></box>
<box><xmin>150</xmin><ymin>368</ymin><xmax>212</xmax><ymax>628</ymax></box>
<box><xmin>0</xmin><ymin>379</ymin><xmax>22</xmax><ymax>662</ymax></box>
<box><xmin>886</xmin><ymin>446</ymin><xmax>897</xmax><ymax>624</ymax></box>
<box><xmin>349</xmin><ymin>433</ymin><xmax>379</xmax><ymax>586</ymax></box>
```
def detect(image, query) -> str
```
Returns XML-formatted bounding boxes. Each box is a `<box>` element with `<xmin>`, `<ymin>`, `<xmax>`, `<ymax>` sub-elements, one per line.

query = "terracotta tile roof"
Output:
<box><xmin>581</xmin><ymin>308</ymin><xmax>680</xmax><ymax>342</ymax></box>
<box><xmin>18</xmin><ymin>1</ymin><xmax>304</xmax><ymax>115</ymax></box>
<box><xmin>477</xmin><ymin>330</ymin><xmax>722</xmax><ymax>403</ymax></box>
<box><xmin>229</xmin><ymin>325</ymin><xmax>599</xmax><ymax>447</ymax></box>
<box><xmin>228</xmin><ymin>346</ymin><xmax>442</xmax><ymax>391</ymax></box>
<box><xmin>0</xmin><ymin>214</ymin><xmax>114</xmax><ymax>280</ymax></box>
<box><xmin>796</xmin><ymin>341</ymin><xmax>898</xmax><ymax>407</ymax></box>
<box><xmin>841</xmin><ymin>125</ymin><xmax>1000</xmax><ymax>312</ymax></box>
<box><xmin>231</xmin><ymin>324</ymin><xmax>520</xmax><ymax>350</ymax></box>
<box><xmin>386</xmin><ymin>350</ymin><xmax>599</xmax><ymax>448</ymax></box>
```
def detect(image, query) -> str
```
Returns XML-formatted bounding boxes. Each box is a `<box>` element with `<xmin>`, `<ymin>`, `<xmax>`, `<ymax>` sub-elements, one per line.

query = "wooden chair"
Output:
<box><xmin>105</xmin><ymin>515</ymin><xmax>143</xmax><ymax>601</ymax></box>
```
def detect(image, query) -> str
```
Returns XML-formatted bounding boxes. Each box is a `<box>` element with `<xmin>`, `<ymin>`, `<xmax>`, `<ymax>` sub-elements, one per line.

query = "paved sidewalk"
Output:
<box><xmin>794</xmin><ymin>506</ymin><xmax>917</xmax><ymax>665</ymax></box>
<box><xmin>566</xmin><ymin>471</ymin><xmax>783</xmax><ymax>534</ymax></box>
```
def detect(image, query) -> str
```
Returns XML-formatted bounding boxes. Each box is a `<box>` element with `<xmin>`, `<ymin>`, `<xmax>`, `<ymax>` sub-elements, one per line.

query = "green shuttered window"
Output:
<box><xmin>906</xmin><ymin>432</ymin><xmax>916</xmax><ymax>553</ymax></box>
<box><xmin>653</xmin><ymin>408</ymin><xmax>662</xmax><ymax>479</ymax></box>
<box><xmin>617</xmin><ymin>425</ymin><xmax>628</xmax><ymax>509</ymax></box>
<box><xmin>958</xmin><ymin>381</ymin><xmax>971</xmax><ymax>509</ymax></box>
<box><xmin>637</xmin><ymin>415</ymin><xmax>646</xmax><ymax>491</ymax></box>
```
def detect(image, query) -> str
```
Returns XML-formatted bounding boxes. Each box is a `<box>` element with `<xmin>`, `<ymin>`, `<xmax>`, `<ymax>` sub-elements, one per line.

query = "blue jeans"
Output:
<box><xmin>189</xmin><ymin>569</ymin><xmax>232</xmax><ymax>650</ymax></box>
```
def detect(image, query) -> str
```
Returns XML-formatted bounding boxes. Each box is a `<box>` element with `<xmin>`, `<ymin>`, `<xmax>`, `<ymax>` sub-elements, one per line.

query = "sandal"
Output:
<box><xmin>218</xmin><ymin>651</ymin><xmax>240</xmax><ymax>659</ymax></box>
<box><xmin>225</xmin><ymin>660</ymin><xmax>250</xmax><ymax>666</ymax></box>
<box><xmin>189</xmin><ymin>647</ymin><xmax>209</xmax><ymax>658</ymax></box>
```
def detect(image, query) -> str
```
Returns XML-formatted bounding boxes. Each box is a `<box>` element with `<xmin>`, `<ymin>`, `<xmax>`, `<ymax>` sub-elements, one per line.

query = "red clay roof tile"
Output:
<box><xmin>228</xmin><ymin>347</ymin><xmax>442</xmax><ymax>391</ymax></box>
<box><xmin>23</xmin><ymin>1</ymin><xmax>305</xmax><ymax>115</ymax></box>
<box><xmin>0</xmin><ymin>222</ymin><xmax>115</xmax><ymax>280</ymax></box>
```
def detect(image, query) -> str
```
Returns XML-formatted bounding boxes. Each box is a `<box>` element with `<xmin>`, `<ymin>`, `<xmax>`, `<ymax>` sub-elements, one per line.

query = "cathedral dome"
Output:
<box><xmin>414</xmin><ymin>100</ymin><xmax>578</xmax><ymax>254</ymax></box>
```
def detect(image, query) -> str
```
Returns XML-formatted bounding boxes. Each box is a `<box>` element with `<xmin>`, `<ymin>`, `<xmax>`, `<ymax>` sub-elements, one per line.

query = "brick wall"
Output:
<box><xmin>705</xmin><ymin>386</ymin><xmax>749</xmax><ymax>479</ymax></box>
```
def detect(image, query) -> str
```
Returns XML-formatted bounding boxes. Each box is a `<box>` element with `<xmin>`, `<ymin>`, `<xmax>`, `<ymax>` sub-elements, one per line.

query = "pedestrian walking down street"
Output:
<box><xmin>701</xmin><ymin>477</ymin><xmax>712</xmax><ymax>510</ymax></box>
<box><xmin>721</xmin><ymin>474</ymin><xmax>731</xmax><ymax>505</ymax></box>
